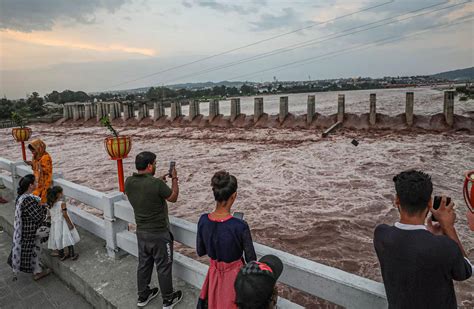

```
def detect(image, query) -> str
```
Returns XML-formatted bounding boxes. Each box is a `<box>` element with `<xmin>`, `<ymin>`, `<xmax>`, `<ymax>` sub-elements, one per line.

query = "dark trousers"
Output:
<box><xmin>136</xmin><ymin>230</ymin><xmax>174</xmax><ymax>299</ymax></box>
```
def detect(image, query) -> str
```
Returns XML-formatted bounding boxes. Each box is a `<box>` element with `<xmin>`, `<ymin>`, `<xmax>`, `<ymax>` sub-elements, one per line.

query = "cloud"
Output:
<box><xmin>182</xmin><ymin>0</ymin><xmax>266</xmax><ymax>15</ymax></box>
<box><xmin>182</xmin><ymin>1</ymin><xmax>192</xmax><ymax>8</ymax></box>
<box><xmin>309</xmin><ymin>0</ymin><xmax>474</xmax><ymax>46</ymax></box>
<box><xmin>1</xmin><ymin>29</ymin><xmax>156</xmax><ymax>56</ymax></box>
<box><xmin>251</xmin><ymin>8</ymin><xmax>310</xmax><ymax>31</ymax></box>
<box><xmin>0</xmin><ymin>0</ymin><xmax>128</xmax><ymax>32</ymax></box>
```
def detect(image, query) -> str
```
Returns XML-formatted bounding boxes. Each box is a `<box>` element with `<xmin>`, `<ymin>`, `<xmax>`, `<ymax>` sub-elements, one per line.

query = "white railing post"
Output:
<box><xmin>10</xmin><ymin>161</ymin><xmax>25</xmax><ymax>199</ymax></box>
<box><xmin>102</xmin><ymin>192</ymin><xmax>128</xmax><ymax>259</ymax></box>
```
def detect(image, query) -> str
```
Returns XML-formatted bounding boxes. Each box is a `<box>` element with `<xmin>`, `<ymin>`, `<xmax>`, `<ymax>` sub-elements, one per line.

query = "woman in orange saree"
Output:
<box><xmin>25</xmin><ymin>139</ymin><xmax>53</xmax><ymax>203</ymax></box>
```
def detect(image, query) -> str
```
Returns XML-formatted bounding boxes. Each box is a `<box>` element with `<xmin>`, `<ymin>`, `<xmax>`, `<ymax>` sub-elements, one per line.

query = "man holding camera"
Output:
<box><xmin>374</xmin><ymin>170</ymin><xmax>472</xmax><ymax>309</ymax></box>
<box><xmin>125</xmin><ymin>152</ymin><xmax>182</xmax><ymax>308</ymax></box>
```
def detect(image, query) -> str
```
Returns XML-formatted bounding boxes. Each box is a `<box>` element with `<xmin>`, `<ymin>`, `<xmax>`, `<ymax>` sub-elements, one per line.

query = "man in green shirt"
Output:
<box><xmin>125</xmin><ymin>151</ymin><xmax>182</xmax><ymax>308</ymax></box>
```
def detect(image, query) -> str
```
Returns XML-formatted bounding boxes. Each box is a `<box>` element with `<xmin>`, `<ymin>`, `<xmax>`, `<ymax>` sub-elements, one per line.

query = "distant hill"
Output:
<box><xmin>431</xmin><ymin>67</ymin><xmax>474</xmax><ymax>81</ymax></box>
<box><xmin>167</xmin><ymin>81</ymin><xmax>247</xmax><ymax>90</ymax></box>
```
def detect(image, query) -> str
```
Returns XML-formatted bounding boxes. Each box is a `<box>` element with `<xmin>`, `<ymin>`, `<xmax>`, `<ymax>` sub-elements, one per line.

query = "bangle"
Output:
<box><xmin>172</xmin><ymin>177</ymin><xmax>178</xmax><ymax>181</ymax></box>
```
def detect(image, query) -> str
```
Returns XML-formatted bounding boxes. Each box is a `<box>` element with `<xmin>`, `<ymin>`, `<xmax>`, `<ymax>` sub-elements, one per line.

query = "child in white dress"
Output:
<box><xmin>46</xmin><ymin>186</ymin><xmax>80</xmax><ymax>260</ymax></box>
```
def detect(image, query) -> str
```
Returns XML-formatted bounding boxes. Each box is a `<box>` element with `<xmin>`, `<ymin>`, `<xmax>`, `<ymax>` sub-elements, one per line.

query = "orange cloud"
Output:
<box><xmin>0</xmin><ymin>30</ymin><xmax>156</xmax><ymax>56</ymax></box>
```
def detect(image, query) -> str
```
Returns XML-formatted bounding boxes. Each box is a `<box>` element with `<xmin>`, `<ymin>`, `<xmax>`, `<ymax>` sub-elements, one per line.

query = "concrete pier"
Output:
<box><xmin>96</xmin><ymin>102</ymin><xmax>107</xmax><ymax>121</ymax></box>
<box><xmin>405</xmin><ymin>92</ymin><xmax>414</xmax><ymax>126</ymax></box>
<box><xmin>107</xmin><ymin>103</ymin><xmax>116</xmax><ymax>120</ymax></box>
<box><xmin>337</xmin><ymin>94</ymin><xmax>345</xmax><ymax>123</ymax></box>
<box><xmin>170</xmin><ymin>102</ymin><xmax>182</xmax><ymax>121</ymax></box>
<box><xmin>114</xmin><ymin>103</ymin><xmax>122</xmax><ymax>120</ymax></box>
<box><xmin>230</xmin><ymin>98</ymin><xmax>241</xmax><ymax>122</ymax></box>
<box><xmin>84</xmin><ymin>103</ymin><xmax>92</xmax><ymax>121</ymax></box>
<box><xmin>72</xmin><ymin>104</ymin><xmax>80</xmax><ymax>121</ymax></box>
<box><xmin>137</xmin><ymin>103</ymin><xmax>149</xmax><ymax>121</ymax></box>
<box><xmin>279</xmin><ymin>96</ymin><xmax>289</xmax><ymax>123</ymax></box>
<box><xmin>63</xmin><ymin>103</ymin><xmax>71</xmax><ymax>120</ymax></box>
<box><xmin>209</xmin><ymin>99</ymin><xmax>220</xmax><ymax>120</ymax></box>
<box><xmin>189</xmin><ymin>100</ymin><xmax>200</xmax><ymax>120</ymax></box>
<box><xmin>123</xmin><ymin>103</ymin><xmax>134</xmax><ymax>120</ymax></box>
<box><xmin>254</xmin><ymin>97</ymin><xmax>264</xmax><ymax>122</ymax></box>
<box><xmin>153</xmin><ymin>102</ymin><xmax>165</xmax><ymax>120</ymax></box>
<box><xmin>369</xmin><ymin>93</ymin><xmax>376</xmax><ymax>126</ymax></box>
<box><xmin>444</xmin><ymin>91</ymin><xmax>454</xmax><ymax>127</ymax></box>
<box><xmin>307</xmin><ymin>95</ymin><xmax>315</xmax><ymax>125</ymax></box>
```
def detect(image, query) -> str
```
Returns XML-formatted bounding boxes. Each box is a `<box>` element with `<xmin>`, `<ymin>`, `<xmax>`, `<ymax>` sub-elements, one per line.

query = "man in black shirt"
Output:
<box><xmin>374</xmin><ymin>170</ymin><xmax>472</xmax><ymax>309</ymax></box>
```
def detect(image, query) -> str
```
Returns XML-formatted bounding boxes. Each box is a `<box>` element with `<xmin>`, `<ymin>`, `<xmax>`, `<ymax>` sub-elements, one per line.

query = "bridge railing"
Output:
<box><xmin>0</xmin><ymin>157</ymin><xmax>387</xmax><ymax>308</ymax></box>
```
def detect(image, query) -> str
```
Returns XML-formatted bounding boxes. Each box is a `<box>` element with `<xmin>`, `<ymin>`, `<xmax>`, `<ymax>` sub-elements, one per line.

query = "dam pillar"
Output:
<box><xmin>153</xmin><ymin>102</ymin><xmax>165</xmax><ymax>120</ymax></box>
<box><xmin>109</xmin><ymin>103</ymin><xmax>117</xmax><ymax>120</ymax></box>
<box><xmin>96</xmin><ymin>102</ymin><xmax>106</xmax><ymax>121</ymax></box>
<box><xmin>337</xmin><ymin>94</ymin><xmax>345</xmax><ymax>123</ymax></box>
<box><xmin>84</xmin><ymin>103</ymin><xmax>91</xmax><ymax>121</ymax></box>
<box><xmin>63</xmin><ymin>103</ymin><xmax>71</xmax><ymax>120</ymax></box>
<box><xmin>138</xmin><ymin>103</ymin><xmax>149</xmax><ymax>120</ymax></box>
<box><xmin>230</xmin><ymin>98</ymin><xmax>241</xmax><ymax>122</ymax></box>
<box><xmin>144</xmin><ymin>103</ymin><xmax>150</xmax><ymax>118</ymax></box>
<box><xmin>189</xmin><ymin>100</ymin><xmax>200</xmax><ymax>120</ymax></box>
<box><xmin>137</xmin><ymin>106</ymin><xmax>143</xmax><ymax>121</ymax></box>
<box><xmin>69</xmin><ymin>104</ymin><xmax>74</xmax><ymax>120</ymax></box>
<box><xmin>170</xmin><ymin>102</ymin><xmax>182</xmax><ymax>121</ymax></box>
<box><xmin>279</xmin><ymin>96</ymin><xmax>289</xmax><ymax>123</ymax></box>
<box><xmin>209</xmin><ymin>99</ymin><xmax>220</xmax><ymax>121</ymax></box>
<box><xmin>124</xmin><ymin>103</ymin><xmax>135</xmax><ymax>120</ymax></box>
<box><xmin>406</xmin><ymin>92</ymin><xmax>414</xmax><ymax>126</ymax></box>
<box><xmin>91</xmin><ymin>103</ymin><xmax>96</xmax><ymax>118</ymax></box>
<box><xmin>72</xmin><ymin>104</ymin><xmax>80</xmax><ymax>121</ymax></box>
<box><xmin>254</xmin><ymin>97</ymin><xmax>264</xmax><ymax>122</ymax></box>
<box><xmin>129</xmin><ymin>103</ymin><xmax>135</xmax><ymax>119</ymax></box>
<box><xmin>444</xmin><ymin>91</ymin><xmax>454</xmax><ymax>127</ymax></box>
<box><xmin>307</xmin><ymin>95</ymin><xmax>315</xmax><ymax>125</ymax></box>
<box><xmin>123</xmin><ymin>103</ymin><xmax>130</xmax><ymax>120</ymax></box>
<box><xmin>369</xmin><ymin>93</ymin><xmax>376</xmax><ymax>126</ymax></box>
<box><xmin>115</xmin><ymin>103</ymin><xmax>122</xmax><ymax>119</ymax></box>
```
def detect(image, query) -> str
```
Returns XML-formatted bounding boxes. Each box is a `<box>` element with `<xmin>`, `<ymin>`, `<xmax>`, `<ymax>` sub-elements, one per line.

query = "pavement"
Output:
<box><xmin>0</xmin><ymin>230</ymin><xmax>93</xmax><ymax>309</ymax></box>
<box><xmin>0</xmin><ymin>188</ymin><xmax>200</xmax><ymax>309</ymax></box>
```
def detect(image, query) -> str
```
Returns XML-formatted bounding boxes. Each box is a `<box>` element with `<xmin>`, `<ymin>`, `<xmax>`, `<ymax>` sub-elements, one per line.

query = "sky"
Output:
<box><xmin>0</xmin><ymin>0</ymin><xmax>473</xmax><ymax>99</ymax></box>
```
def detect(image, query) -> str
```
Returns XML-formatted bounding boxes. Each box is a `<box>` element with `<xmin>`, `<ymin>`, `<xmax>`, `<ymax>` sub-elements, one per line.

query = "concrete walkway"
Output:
<box><xmin>0</xmin><ymin>231</ymin><xmax>92</xmax><ymax>309</ymax></box>
<box><xmin>0</xmin><ymin>188</ymin><xmax>200</xmax><ymax>309</ymax></box>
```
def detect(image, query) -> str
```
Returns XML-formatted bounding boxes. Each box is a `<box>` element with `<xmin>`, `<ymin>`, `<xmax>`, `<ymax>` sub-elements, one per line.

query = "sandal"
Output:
<box><xmin>71</xmin><ymin>254</ymin><xmax>79</xmax><ymax>261</ymax></box>
<box><xmin>60</xmin><ymin>254</ymin><xmax>70</xmax><ymax>261</ymax></box>
<box><xmin>50</xmin><ymin>251</ymin><xmax>60</xmax><ymax>257</ymax></box>
<box><xmin>33</xmin><ymin>268</ymin><xmax>52</xmax><ymax>281</ymax></box>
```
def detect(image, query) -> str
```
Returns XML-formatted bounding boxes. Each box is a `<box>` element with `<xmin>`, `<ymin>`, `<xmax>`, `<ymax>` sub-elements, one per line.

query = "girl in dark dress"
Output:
<box><xmin>197</xmin><ymin>171</ymin><xmax>256</xmax><ymax>309</ymax></box>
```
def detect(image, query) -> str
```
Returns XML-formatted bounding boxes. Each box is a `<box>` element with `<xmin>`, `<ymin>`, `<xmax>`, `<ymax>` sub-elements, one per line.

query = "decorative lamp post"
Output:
<box><xmin>11</xmin><ymin>113</ymin><xmax>32</xmax><ymax>161</ymax></box>
<box><xmin>101</xmin><ymin>117</ymin><xmax>132</xmax><ymax>192</ymax></box>
<box><xmin>463</xmin><ymin>170</ymin><xmax>474</xmax><ymax>213</ymax></box>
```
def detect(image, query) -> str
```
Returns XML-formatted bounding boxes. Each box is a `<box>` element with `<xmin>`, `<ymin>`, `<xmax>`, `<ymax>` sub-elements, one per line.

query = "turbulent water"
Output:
<box><xmin>1</xmin><ymin>88</ymin><xmax>473</xmax><ymax>307</ymax></box>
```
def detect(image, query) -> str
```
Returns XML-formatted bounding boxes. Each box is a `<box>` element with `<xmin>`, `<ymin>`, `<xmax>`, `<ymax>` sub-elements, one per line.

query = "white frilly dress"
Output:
<box><xmin>47</xmin><ymin>201</ymin><xmax>80</xmax><ymax>249</ymax></box>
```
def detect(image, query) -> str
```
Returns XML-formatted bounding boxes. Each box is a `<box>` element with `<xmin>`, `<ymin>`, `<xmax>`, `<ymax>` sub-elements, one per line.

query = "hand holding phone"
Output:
<box><xmin>169</xmin><ymin>161</ymin><xmax>176</xmax><ymax>178</ymax></box>
<box><xmin>430</xmin><ymin>196</ymin><xmax>456</xmax><ymax>233</ymax></box>
<box><xmin>431</xmin><ymin>196</ymin><xmax>451</xmax><ymax>222</ymax></box>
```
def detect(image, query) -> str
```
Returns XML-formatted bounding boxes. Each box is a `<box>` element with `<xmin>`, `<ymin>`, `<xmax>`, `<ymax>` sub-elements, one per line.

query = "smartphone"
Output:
<box><xmin>233</xmin><ymin>212</ymin><xmax>244</xmax><ymax>220</ymax></box>
<box><xmin>168</xmin><ymin>161</ymin><xmax>176</xmax><ymax>177</ymax></box>
<box><xmin>431</xmin><ymin>196</ymin><xmax>451</xmax><ymax>222</ymax></box>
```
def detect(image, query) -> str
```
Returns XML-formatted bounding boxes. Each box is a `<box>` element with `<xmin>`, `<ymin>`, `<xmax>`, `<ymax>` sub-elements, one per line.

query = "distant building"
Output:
<box><xmin>43</xmin><ymin>102</ymin><xmax>62</xmax><ymax>109</ymax></box>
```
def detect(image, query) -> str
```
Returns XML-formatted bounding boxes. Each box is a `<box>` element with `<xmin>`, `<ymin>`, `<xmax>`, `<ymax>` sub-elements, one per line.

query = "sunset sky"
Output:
<box><xmin>0</xmin><ymin>0</ymin><xmax>473</xmax><ymax>98</ymax></box>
